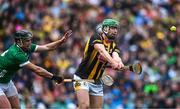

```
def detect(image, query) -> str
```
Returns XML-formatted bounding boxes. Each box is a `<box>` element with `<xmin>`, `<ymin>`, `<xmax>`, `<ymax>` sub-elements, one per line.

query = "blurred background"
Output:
<box><xmin>0</xmin><ymin>0</ymin><xmax>180</xmax><ymax>109</ymax></box>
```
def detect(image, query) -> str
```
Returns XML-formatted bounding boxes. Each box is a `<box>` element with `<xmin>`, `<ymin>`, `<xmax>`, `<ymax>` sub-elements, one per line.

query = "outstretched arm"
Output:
<box><xmin>24</xmin><ymin>62</ymin><xmax>63</xmax><ymax>84</ymax></box>
<box><xmin>36</xmin><ymin>30</ymin><xmax>72</xmax><ymax>52</ymax></box>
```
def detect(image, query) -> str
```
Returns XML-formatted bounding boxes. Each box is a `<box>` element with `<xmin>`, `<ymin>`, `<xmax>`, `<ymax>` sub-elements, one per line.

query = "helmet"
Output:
<box><xmin>102</xmin><ymin>19</ymin><xmax>119</xmax><ymax>29</ymax></box>
<box><xmin>102</xmin><ymin>19</ymin><xmax>119</xmax><ymax>40</ymax></box>
<box><xmin>13</xmin><ymin>30</ymin><xmax>33</xmax><ymax>40</ymax></box>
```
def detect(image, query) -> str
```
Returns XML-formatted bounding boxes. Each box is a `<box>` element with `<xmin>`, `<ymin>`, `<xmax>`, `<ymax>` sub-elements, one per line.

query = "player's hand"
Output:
<box><xmin>117</xmin><ymin>61</ymin><xmax>124</xmax><ymax>70</ymax></box>
<box><xmin>111</xmin><ymin>60</ymin><xmax>119</xmax><ymax>69</ymax></box>
<box><xmin>51</xmin><ymin>75</ymin><xmax>64</xmax><ymax>84</ymax></box>
<box><xmin>61</xmin><ymin>30</ymin><xmax>72</xmax><ymax>43</ymax></box>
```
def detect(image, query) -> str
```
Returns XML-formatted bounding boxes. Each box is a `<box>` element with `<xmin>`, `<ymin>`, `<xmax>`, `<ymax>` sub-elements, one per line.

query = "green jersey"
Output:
<box><xmin>0</xmin><ymin>44</ymin><xmax>37</xmax><ymax>83</ymax></box>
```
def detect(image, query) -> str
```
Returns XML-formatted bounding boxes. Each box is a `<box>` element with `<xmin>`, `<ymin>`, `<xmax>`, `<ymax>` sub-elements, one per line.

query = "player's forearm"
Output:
<box><xmin>44</xmin><ymin>39</ymin><xmax>64</xmax><ymax>50</ymax></box>
<box><xmin>34</xmin><ymin>66</ymin><xmax>53</xmax><ymax>79</ymax></box>
<box><xmin>33</xmin><ymin>66</ymin><xmax>64</xmax><ymax>84</ymax></box>
<box><xmin>95</xmin><ymin>44</ymin><xmax>116</xmax><ymax>64</ymax></box>
<box><xmin>99</xmin><ymin>48</ymin><xmax>116</xmax><ymax>64</ymax></box>
<box><xmin>112</xmin><ymin>52</ymin><xmax>122</xmax><ymax>62</ymax></box>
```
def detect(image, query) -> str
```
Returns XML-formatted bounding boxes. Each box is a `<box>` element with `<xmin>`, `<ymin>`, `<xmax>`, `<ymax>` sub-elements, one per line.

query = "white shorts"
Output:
<box><xmin>73</xmin><ymin>75</ymin><xmax>103</xmax><ymax>96</ymax></box>
<box><xmin>0</xmin><ymin>81</ymin><xmax>18</xmax><ymax>97</ymax></box>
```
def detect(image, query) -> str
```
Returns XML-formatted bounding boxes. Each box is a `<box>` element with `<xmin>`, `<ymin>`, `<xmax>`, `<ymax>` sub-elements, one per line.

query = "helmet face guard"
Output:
<box><xmin>13</xmin><ymin>30</ymin><xmax>33</xmax><ymax>50</ymax></box>
<box><xmin>102</xmin><ymin>19</ymin><xmax>119</xmax><ymax>40</ymax></box>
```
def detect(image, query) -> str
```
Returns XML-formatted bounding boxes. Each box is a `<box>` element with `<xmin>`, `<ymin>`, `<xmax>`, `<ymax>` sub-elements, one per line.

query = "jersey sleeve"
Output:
<box><xmin>30</xmin><ymin>43</ymin><xmax>38</xmax><ymax>52</ymax></box>
<box><xmin>113</xmin><ymin>42</ymin><xmax>121</xmax><ymax>55</ymax></box>
<box><xmin>15</xmin><ymin>52</ymin><xmax>30</xmax><ymax>67</ymax></box>
<box><xmin>89</xmin><ymin>33</ymin><xmax>103</xmax><ymax>46</ymax></box>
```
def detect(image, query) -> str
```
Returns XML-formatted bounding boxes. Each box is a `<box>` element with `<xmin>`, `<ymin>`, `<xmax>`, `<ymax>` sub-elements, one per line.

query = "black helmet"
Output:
<box><xmin>13</xmin><ymin>30</ymin><xmax>33</xmax><ymax>40</ymax></box>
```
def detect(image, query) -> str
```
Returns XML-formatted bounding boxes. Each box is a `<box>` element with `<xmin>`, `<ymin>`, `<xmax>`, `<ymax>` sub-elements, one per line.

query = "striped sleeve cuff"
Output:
<box><xmin>19</xmin><ymin>61</ymin><xmax>30</xmax><ymax>67</ymax></box>
<box><xmin>114</xmin><ymin>49</ymin><xmax>120</xmax><ymax>54</ymax></box>
<box><xmin>34</xmin><ymin>45</ymin><xmax>39</xmax><ymax>52</ymax></box>
<box><xmin>93</xmin><ymin>40</ymin><xmax>102</xmax><ymax>44</ymax></box>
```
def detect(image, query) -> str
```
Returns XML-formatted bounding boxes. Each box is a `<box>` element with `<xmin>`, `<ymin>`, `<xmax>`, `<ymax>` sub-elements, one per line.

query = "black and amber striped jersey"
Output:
<box><xmin>75</xmin><ymin>32</ymin><xmax>120</xmax><ymax>80</ymax></box>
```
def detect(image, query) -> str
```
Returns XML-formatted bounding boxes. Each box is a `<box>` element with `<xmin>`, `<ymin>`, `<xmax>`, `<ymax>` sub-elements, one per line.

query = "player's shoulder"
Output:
<box><xmin>8</xmin><ymin>44</ymin><xmax>26</xmax><ymax>57</ymax></box>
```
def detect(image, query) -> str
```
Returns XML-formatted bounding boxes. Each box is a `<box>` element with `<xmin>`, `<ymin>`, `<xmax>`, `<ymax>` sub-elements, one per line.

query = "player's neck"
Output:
<box><xmin>102</xmin><ymin>33</ymin><xmax>112</xmax><ymax>43</ymax></box>
<box><xmin>16</xmin><ymin>44</ymin><xmax>28</xmax><ymax>52</ymax></box>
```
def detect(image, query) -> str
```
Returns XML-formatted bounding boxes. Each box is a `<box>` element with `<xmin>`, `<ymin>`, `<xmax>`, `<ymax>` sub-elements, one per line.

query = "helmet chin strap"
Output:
<box><xmin>102</xmin><ymin>26</ymin><xmax>109</xmax><ymax>38</ymax></box>
<box><xmin>16</xmin><ymin>39</ymin><xmax>28</xmax><ymax>52</ymax></box>
<box><xmin>17</xmin><ymin>38</ymin><xmax>23</xmax><ymax>47</ymax></box>
<box><xmin>102</xmin><ymin>27</ymin><xmax>115</xmax><ymax>41</ymax></box>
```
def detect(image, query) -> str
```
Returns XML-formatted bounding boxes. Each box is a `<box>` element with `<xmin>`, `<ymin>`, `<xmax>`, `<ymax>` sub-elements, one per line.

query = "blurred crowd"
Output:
<box><xmin>0</xmin><ymin>0</ymin><xmax>180</xmax><ymax>109</ymax></box>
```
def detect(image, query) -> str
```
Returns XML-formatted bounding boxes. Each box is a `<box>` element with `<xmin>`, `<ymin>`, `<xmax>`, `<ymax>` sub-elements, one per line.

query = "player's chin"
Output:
<box><xmin>112</xmin><ymin>33</ymin><xmax>117</xmax><ymax>37</ymax></box>
<box><xmin>25</xmin><ymin>46</ymin><xmax>31</xmax><ymax>51</ymax></box>
<box><xmin>109</xmin><ymin>36</ymin><xmax>116</xmax><ymax>40</ymax></box>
